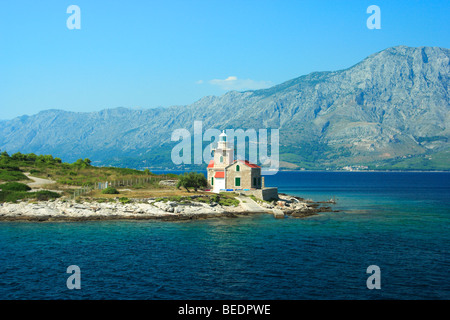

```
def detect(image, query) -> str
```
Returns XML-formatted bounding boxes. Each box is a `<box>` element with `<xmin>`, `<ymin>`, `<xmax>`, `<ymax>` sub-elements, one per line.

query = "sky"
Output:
<box><xmin>0</xmin><ymin>0</ymin><xmax>449</xmax><ymax>120</ymax></box>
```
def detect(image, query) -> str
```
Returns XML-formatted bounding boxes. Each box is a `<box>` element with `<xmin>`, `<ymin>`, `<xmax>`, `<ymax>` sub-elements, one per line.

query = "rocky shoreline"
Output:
<box><xmin>0</xmin><ymin>194</ymin><xmax>336</xmax><ymax>222</ymax></box>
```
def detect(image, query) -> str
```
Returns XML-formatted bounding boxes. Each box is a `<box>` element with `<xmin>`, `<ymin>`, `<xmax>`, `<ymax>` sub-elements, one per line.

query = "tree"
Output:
<box><xmin>73</xmin><ymin>158</ymin><xmax>91</xmax><ymax>168</ymax></box>
<box><xmin>176</xmin><ymin>172</ymin><xmax>207</xmax><ymax>192</ymax></box>
<box><xmin>26</xmin><ymin>153</ymin><xmax>37</xmax><ymax>162</ymax></box>
<box><xmin>11</xmin><ymin>152</ymin><xmax>26</xmax><ymax>161</ymax></box>
<box><xmin>43</xmin><ymin>155</ymin><xmax>54</xmax><ymax>163</ymax></box>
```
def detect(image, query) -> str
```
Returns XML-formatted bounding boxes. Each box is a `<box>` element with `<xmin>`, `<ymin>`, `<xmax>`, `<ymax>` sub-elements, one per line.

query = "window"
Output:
<box><xmin>236</xmin><ymin>165</ymin><xmax>240</xmax><ymax>172</ymax></box>
<box><xmin>235</xmin><ymin>177</ymin><xmax>241</xmax><ymax>187</ymax></box>
<box><xmin>253</xmin><ymin>177</ymin><xmax>256</xmax><ymax>186</ymax></box>
<box><xmin>219</xmin><ymin>156</ymin><xmax>223</xmax><ymax>163</ymax></box>
<box><xmin>258</xmin><ymin>177</ymin><xmax>261</xmax><ymax>187</ymax></box>
<box><xmin>211</xmin><ymin>177</ymin><xmax>214</xmax><ymax>185</ymax></box>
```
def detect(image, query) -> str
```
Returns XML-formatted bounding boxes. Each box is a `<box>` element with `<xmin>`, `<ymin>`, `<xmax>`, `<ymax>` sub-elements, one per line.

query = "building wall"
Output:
<box><xmin>213</xmin><ymin>177</ymin><xmax>225</xmax><ymax>193</ymax></box>
<box><xmin>213</xmin><ymin>147</ymin><xmax>233</xmax><ymax>169</ymax></box>
<box><xmin>207</xmin><ymin>168</ymin><xmax>214</xmax><ymax>189</ymax></box>
<box><xmin>226</xmin><ymin>162</ymin><xmax>261</xmax><ymax>189</ymax></box>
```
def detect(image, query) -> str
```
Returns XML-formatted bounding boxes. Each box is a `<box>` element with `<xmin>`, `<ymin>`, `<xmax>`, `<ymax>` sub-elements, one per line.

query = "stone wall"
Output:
<box><xmin>239</xmin><ymin>187</ymin><xmax>278</xmax><ymax>201</ymax></box>
<box><xmin>226</xmin><ymin>162</ymin><xmax>261</xmax><ymax>189</ymax></box>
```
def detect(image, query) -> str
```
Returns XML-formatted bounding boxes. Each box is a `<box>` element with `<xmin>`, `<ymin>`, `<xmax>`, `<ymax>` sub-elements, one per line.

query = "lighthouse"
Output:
<box><xmin>214</xmin><ymin>131</ymin><xmax>234</xmax><ymax>168</ymax></box>
<box><xmin>207</xmin><ymin>130</ymin><xmax>263</xmax><ymax>193</ymax></box>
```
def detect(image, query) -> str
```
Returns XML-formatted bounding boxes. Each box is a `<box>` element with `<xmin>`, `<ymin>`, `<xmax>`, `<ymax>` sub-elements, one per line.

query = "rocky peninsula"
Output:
<box><xmin>0</xmin><ymin>193</ymin><xmax>335</xmax><ymax>222</ymax></box>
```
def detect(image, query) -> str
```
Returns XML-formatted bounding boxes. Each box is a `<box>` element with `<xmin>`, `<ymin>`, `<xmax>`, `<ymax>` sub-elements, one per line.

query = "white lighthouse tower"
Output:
<box><xmin>213</xmin><ymin>131</ymin><xmax>234</xmax><ymax>168</ymax></box>
<box><xmin>207</xmin><ymin>131</ymin><xmax>234</xmax><ymax>192</ymax></box>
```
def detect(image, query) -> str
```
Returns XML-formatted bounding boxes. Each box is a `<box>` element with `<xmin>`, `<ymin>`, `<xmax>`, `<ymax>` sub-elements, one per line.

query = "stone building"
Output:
<box><xmin>206</xmin><ymin>131</ymin><xmax>263</xmax><ymax>193</ymax></box>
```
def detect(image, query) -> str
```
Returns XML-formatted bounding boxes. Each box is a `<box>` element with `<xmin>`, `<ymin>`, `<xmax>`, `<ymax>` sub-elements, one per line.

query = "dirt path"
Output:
<box><xmin>237</xmin><ymin>195</ymin><xmax>270</xmax><ymax>213</ymax></box>
<box><xmin>24</xmin><ymin>173</ymin><xmax>57</xmax><ymax>189</ymax></box>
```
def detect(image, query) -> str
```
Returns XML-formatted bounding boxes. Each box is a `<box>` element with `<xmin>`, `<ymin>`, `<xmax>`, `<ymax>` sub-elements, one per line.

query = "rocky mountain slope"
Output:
<box><xmin>0</xmin><ymin>46</ymin><xmax>449</xmax><ymax>170</ymax></box>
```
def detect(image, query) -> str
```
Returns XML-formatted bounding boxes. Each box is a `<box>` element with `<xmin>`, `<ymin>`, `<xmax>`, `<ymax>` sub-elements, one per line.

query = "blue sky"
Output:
<box><xmin>0</xmin><ymin>0</ymin><xmax>449</xmax><ymax>120</ymax></box>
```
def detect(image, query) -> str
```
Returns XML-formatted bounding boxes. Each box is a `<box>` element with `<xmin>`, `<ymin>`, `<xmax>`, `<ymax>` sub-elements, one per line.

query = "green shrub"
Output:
<box><xmin>0</xmin><ymin>191</ymin><xmax>24</xmax><ymax>203</ymax></box>
<box><xmin>0</xmin><ymin>189</ymin><xmax>60</xmax><ymax>203</ymax></box>
<box><xmin>196</xmin><ymin>197</ymin><xmax>209</xmax><ymax>203</ymax></box>
<box><xmin>176</xmin><ymin>172</ymin><xmax>207</xmax><ymax>192</ymax></box>
<box><xmin>168</xmin><ymin>195</ymin><xmax>183</xmax><ymax>202</ymax></box>
<box><xmin>35</xmin><ymin>190</ymin><xmax>61</xmax><ymax>201</ymax></box>
<box><xmin>0</xmin><ymin>164</ymin><xmax>20</xmax><ymax>171</ymax></box>
<box><xmin>218</xmin><ymin>196</ymin><xmax>240</xmax><ymax>207</ymax></box>
<box><xmin>0</xmin><ymin>169</ymin><xmax>28</xmax><ymax>182</ymax></box>
<box><xmin>102</xmin><ymin>187</ymin><xmax>119</xmax><ymax>194</ymax></box>
<box><xmin>0</xmin><ymin>182</ymin><xmax>31</xmax><ymax>191</ymax></box>
<box><xmin>119</xmin><ymin>197</ymin><xmax>131</xmax><ymax>204</ymax></box>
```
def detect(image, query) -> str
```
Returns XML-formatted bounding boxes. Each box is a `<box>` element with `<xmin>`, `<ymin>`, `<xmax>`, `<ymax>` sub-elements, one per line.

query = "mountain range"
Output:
<box><xmin>1</xmin><ymin>45</ymin><xmax>449</xmax><ymax>170</ymax></box>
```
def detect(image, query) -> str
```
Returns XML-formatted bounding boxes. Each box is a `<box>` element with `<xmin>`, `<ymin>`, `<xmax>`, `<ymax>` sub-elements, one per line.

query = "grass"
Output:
<box><xmin>0</xmin><ymin>190</ymin><xmax>61</xmax><ymax>203</ymax></box>
<box><xmin>0</xmin><ymin>152</ymin><xmax>245</xmax><ymax>206</ymax></box>
<box><xmin>1</xmin><ymin>153</ymin><xmax>175</xmax><ymax>187</ymax></box>
<box><xmin>0</xmin><ymin>152</ymin><xmax>183</xmax><ymax>204</ymax></box>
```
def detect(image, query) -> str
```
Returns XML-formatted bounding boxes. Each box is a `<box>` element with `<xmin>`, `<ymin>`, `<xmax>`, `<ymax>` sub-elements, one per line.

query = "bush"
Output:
<box><xmin>119</xmin><ymin>197</ymin><xmax>131</xmax><ymax>204</ymax></box>
<box><xmin>72</xmin><ymin>158</ymin><xmax>92</xmax><ymax>168</ymax></box>
<box><xmin>168</xmin><ymin>195</ymin><xmax>183</xmax><ymax>202</ymax></box>
<box><xmin>176</xmin><ymin>172</ymin><xmax>207</xmax><ymax>192</ymax></box>
<box><xmin>218</xmin><ymin>197</ymin><xmax>240</xmax><ymax>207</ymax></box>
<box><xmin>0</xmin><ymin>189</ymin><xmax>60</xmax><ymax>203</ymax></box>
<box><xmin>0</xmin><ymin>191</ymin><xmax>25</xmax><ymax>203</ymax></box>
<box><xmin>0</xmin><ymin>169</ymin><xmax>28</xmax><ymax>182</ymax></box>
<box><xmin>102</xmin><ymin>187</ymin><xmax>119</xmax><ymax>194</ymax></box>
<box><xmin>196</xmin><ymin>197</ymin><xmax>209</xmax><ymax>203</ymax></box>
<box><xmin>0</xmin><ymin>182</ymin><xmax>31</xmax><ymax>191</ymax></box>
<box><xmin>35</xmin><ymin>190</ymin><xmax>61</xmax><ymax>201</ymax></box>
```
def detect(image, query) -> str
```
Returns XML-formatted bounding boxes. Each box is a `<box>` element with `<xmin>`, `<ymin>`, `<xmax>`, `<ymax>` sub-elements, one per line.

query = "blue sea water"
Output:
<box><xmin>0</xmin><ymin>171</ymin><xmax>449</xmax><ymax>300</ymax></box>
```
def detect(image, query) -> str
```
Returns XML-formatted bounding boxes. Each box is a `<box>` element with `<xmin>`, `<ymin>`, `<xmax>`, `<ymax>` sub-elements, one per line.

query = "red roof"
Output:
<box><xmin>214</xmin><ymin>171</ymin><xmax>225</xmax><ymax>178</ymax></box>
<box><xmin>237</xmin><ymin>160</ymin><xmax>260</xmax><ymax>168</ymax></box>
<box><xmin>207</xmin><ymin>160</ymin><xmax>214</xmax><ymax>168</ymax></box>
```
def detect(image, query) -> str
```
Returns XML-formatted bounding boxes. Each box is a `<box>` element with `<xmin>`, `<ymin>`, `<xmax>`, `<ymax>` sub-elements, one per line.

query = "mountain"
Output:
<box><xmin>0</xmin><ymin>46</ymin><xmax>449</xmax><ymax>170</ymax></box>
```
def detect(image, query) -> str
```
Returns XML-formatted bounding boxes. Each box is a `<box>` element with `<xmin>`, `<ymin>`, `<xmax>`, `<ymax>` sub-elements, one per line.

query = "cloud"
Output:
<box><xmin>207</xmin><ymin>76</ymin><xmax>273</xmax><ymax>91</ymax></box>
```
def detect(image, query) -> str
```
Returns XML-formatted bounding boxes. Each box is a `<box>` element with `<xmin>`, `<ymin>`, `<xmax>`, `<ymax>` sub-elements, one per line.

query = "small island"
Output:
<box><xmin>0</xmin><ymin>151</ymin><xmax>335</xmax><ymax>222</ymax></box>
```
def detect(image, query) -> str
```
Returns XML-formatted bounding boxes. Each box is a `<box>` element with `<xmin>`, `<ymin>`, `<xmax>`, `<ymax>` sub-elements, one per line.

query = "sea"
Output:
<box><xmin>0</xmin><ymin>171</ymin><xmax>449</xmax><ymax>300</ymax></box>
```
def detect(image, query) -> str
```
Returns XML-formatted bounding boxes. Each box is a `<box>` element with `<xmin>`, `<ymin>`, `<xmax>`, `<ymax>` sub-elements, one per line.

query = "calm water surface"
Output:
<box><xmin>0</xmin><ymin>171</ymin><xmax>449</xmax><ymax>299</ymax></box>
